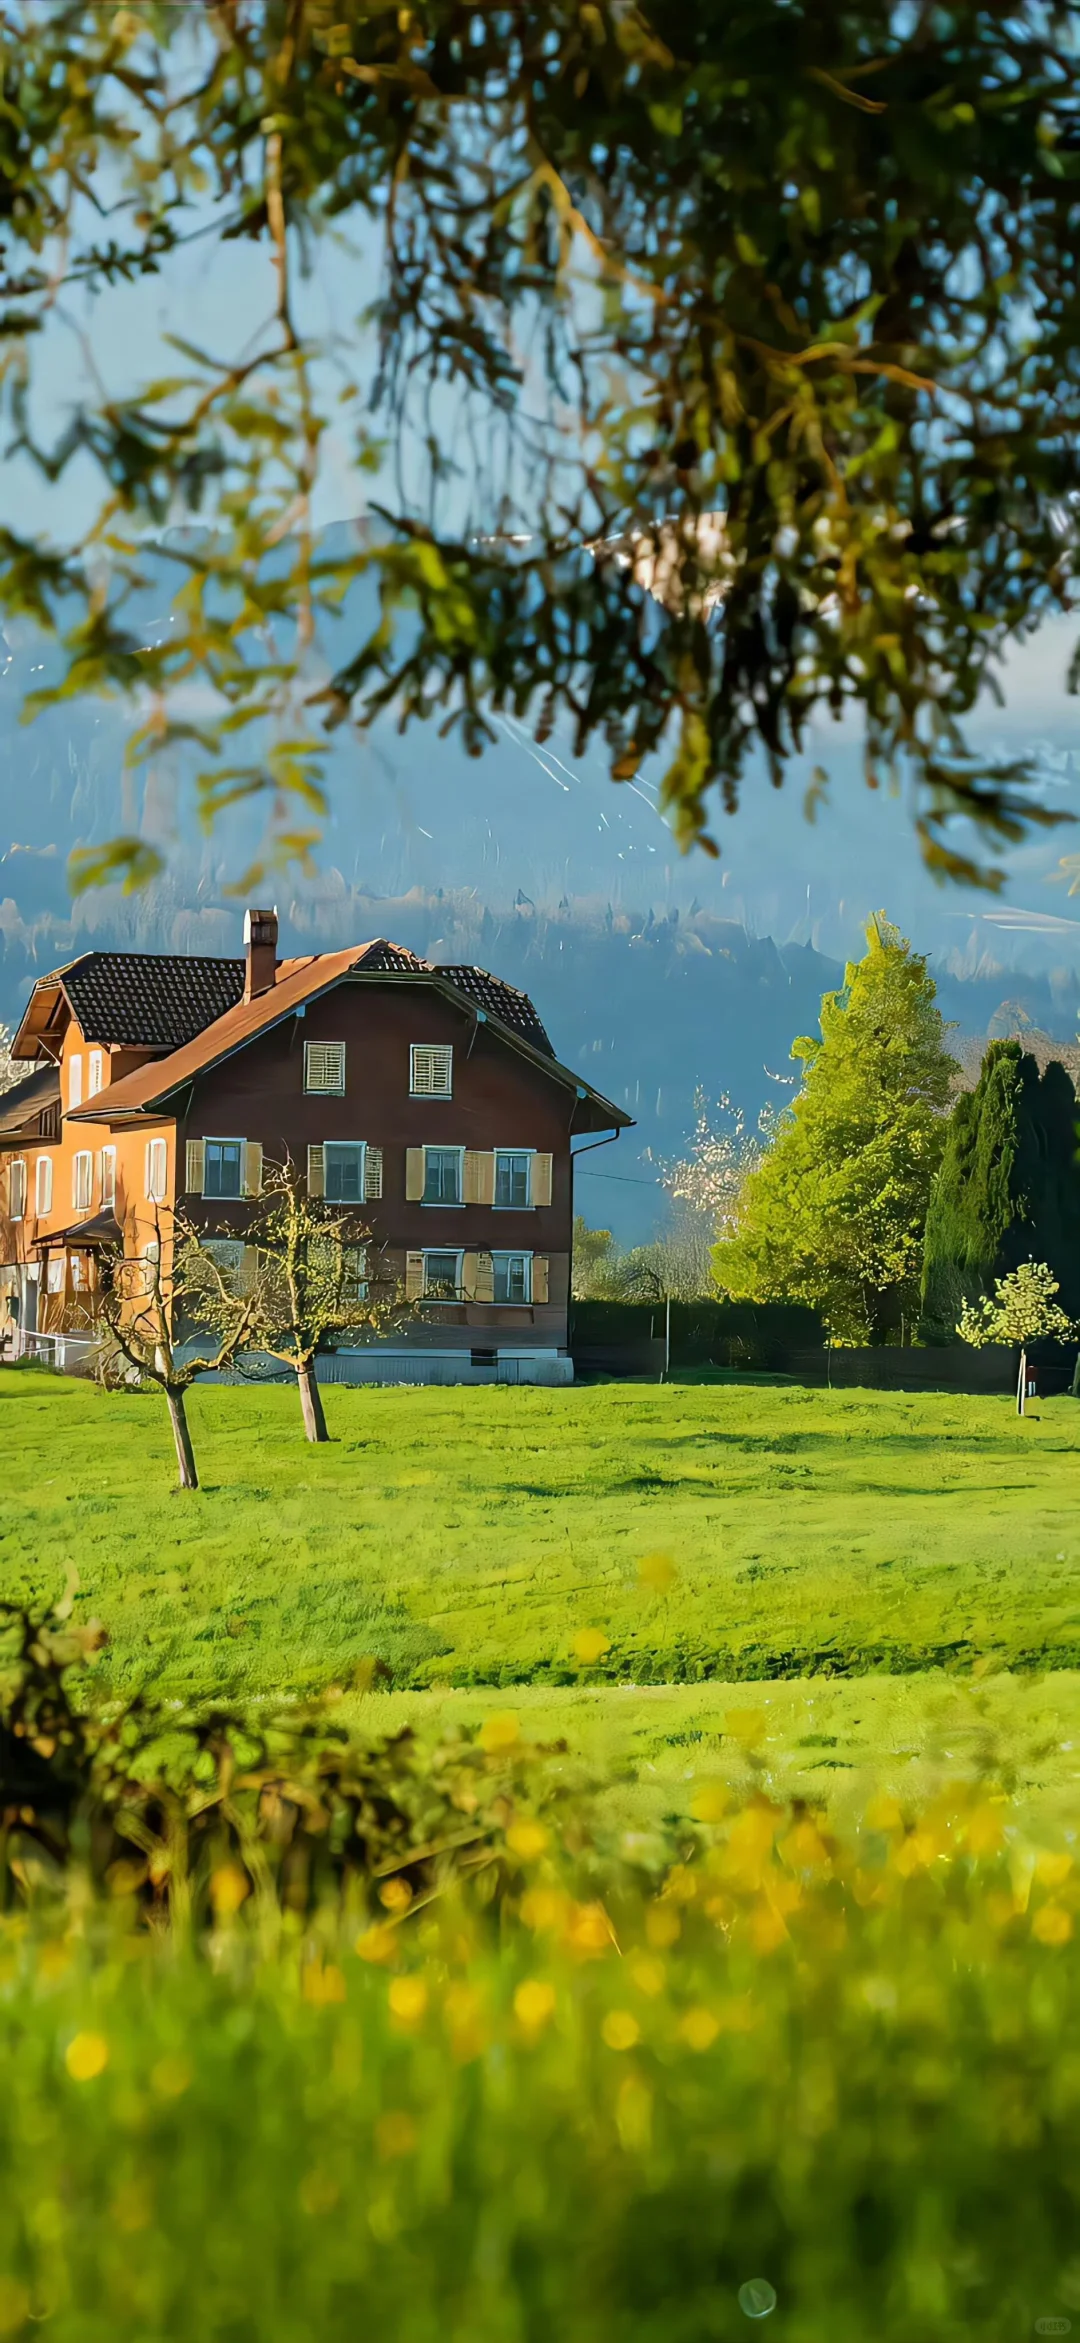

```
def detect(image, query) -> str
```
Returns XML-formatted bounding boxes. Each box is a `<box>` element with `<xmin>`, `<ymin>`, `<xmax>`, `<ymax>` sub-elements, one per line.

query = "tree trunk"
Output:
<box><xmin>1017</xmin><ymin>1347</ymin><xmax>1027</xmax><ymax>1418</ymax></box>
<box><xmin>297</xmin><ymin>1358</ymin><xmax>330</xmax><ymax>1442</ymax></box>
<box><xmin>166</xmin><ymin>1385</ymin><xmax>199</xmax><ymax>1489</ymax></box>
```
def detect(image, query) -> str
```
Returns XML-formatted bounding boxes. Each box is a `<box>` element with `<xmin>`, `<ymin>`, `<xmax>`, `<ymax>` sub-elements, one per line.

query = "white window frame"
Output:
<box><xmin>492</xmin><ymin>1250</ymin><xmax>533</xmax><ymax>1305</ymax></box>
<box><xmin>202</xmin><ymin>1136</ymin><xmax>244</xmax><ymax>1202</ymax></box>
<box><xmin>494</xmin><ymin>1148</ymin><xmax>534</xmax><ymax>1210</ymax></box>
<box><xmin>35</xmin><ymin>1155</ymin><xmax>53</xmax><ymax>1218</ymax></box>
<box><xmin>67</xmin><ymin>1054</ymin><xmax>83</xmax><ymax>1111</ymax></box>
<box><xmin>87</xmin><ymin>1050</ymin><xmax>104</xmax><ymax>1098</ymax></box>
<box><xmin>422</xmin><ymin>1145</ymin><xmax>465</xmax><ymax>1207</ymax></box>
<box><xmin>9</xmin><ymin>1160</ymin><xmax>26</xmax><ymax>1221</ymax></box>
<box><xmin>101</xmin><ymin>1147</ymin><xmax>116</xmax><ymax>1208</ymax></box>
<box><xmin>410</xmin><ymin>1043</ymin><xmax>453</xmax><ymax>1099</ymax></box>
<box><xmin>145</xmin><ymin>1137</ymin><xmax>168</xmax><ymax>1205</ymax></box>
<box><xmin>72</xmin><ymin>1152</ymin><xmax>93</xmax><ymax>1214</ymax></box>
<box><xmin>304</xmin><ymin>1040</ymin><xmax>346</xmax><ymax>1096</ymax></box>
<box><xmin>47</xmin><ymin>1254</ymin><xmax>66</xmax><ymax>1294</ymax></box>
<box><xmin>422</xmin><ymin>1248</ymin><xmax>463</xmax><ymax>1301</ymax></box>
<box><xmin>323</xmin><ymin>1140</ymin><xmax>367</xmax><ymax>1205</ymax></box>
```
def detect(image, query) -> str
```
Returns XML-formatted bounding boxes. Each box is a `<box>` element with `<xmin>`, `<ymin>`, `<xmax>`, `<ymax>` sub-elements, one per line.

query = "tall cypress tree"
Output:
<box><xmin>921</xmin><ymin>1041</ymin><xmax>1080</xmax><ymax>1337</ymax></box>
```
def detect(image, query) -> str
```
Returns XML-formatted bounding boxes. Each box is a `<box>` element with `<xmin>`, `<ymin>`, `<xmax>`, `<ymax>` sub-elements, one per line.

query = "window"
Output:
<box><xmin>342</xmin><ymin>1244</ymin><xmax>368</xmax><ymax>1302</ymax></box>
<box><xmin>324</xmin><ymin>1142</ymin><xmax>365</xmax><ymax>1203</ymax></box>
<box><xmin>495</xmin><ymin>1150</ymin><xmax>532</xmax><ymax>1209</ymax></box>
<box><xmin>35</xmin><ymin>1156</ymin><xmax>53</xmax><ymax>1218</ymax></box>
<box><xmin>493</xmin><ymin>1252</ymin><xmax>532</xmax><ymax>1304</ymax></box>
<box><xmin>423</xmin><ymin>1250</ymin><xmax>461</xmax><ymax>1300</ymax></box>
<box><xmin>203</xmin><ymin>1139</ymin><xmax>243</xmax><ymax>1200</ymax></box>
<box><xmin>410</xmin><ymin>1044</ymin><xmax>453</xmax><ymax>1098</ymax></box>
<box><xmin>100</xmin><ymin>1148</ymin><xmax>116</xmax><ymax>1208</ymax></box>
<box><xmin>9</xmin><ymin>1161</ymin><xmax>26</xmax><ymax>1221</ymax></box>
<box><xmin>145</xmin><ymin>1137</ymin><xmax>168</xmax><ymax>1204</ymax></box>
<box><xmin>72</xmin><ymin>1153</ymin><xmax>93</xmax><ymax>1213</ymax></box>
<box><xmin>423</xmin><ymin>1147</ymin><xmax>463</xmax><ymax>1205</ymax></box>
<box><xmin>304</xmin><ymin>1040</ymin><xmax>345</xmax><ymax>1095</ymax></box>
<box><xmin>68</xmin><ymin>1055</ymin><xmax>82</xmax><ymax>1110</ymax></box>
<box><xmin>204</xmin><ymin>1239</ymin><xmax>246</xmax><ymax>1277</ymax></box>
<box><xmin>88</xmin><ymin>1050</ymin><xmax>104</xmax><ymax>1097</ymax></box>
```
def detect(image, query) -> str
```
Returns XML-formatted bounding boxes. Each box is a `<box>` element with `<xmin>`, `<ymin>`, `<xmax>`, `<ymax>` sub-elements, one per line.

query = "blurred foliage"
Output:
<box><xmin>2</xmin><ymin>3</ymin><xmax>1080</xmax><ymax>883</ymax></box>
<box><xmin>0</xmin><ymin>1592</ymin><xmax>576</xmax><ymax>1924</ymax></box>
<box><xmin>3</xmin><ymin>1708</ymin><xmax>1080</xmax><ymax>2335</ymax></box>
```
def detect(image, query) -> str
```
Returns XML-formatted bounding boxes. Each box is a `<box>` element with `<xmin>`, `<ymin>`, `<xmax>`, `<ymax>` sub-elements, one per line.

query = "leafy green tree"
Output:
<box><xmin>2</xmin><ymin>5</ymin><xmax>1079</xmax><ymax>888</ymax></box>
<box><xmin>571</xmin><ymin>1218</ymin><xmax>616</xmax><ymax>1301</ymax></box>
<box><xmin>712</xmin><ymin>915</ymin><xmax>955</xmax><ymax>1344</ymax></box>
<box><xmin>921</xmin><ymin>1042</ymin><xmax>1080</xmax><ymax>1340</ymax></box>
<box><xmin>958</xmin><ymin>1260</ymin><xmax>1075</xmax><ymax>1419</ymax></box>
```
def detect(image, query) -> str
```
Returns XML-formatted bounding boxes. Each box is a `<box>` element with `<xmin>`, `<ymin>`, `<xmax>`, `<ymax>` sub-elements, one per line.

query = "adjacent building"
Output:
<box><xmin>0</xmin><ymin>913</ymin><xmax>630</xmax><ymax>1383</ymax></box>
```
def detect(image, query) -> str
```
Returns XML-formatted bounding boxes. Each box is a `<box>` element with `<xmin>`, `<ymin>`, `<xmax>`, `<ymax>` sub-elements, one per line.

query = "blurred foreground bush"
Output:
<box><xmin>4</xmin><ymin>1597</ymin><xmax>1080</xmax><ymax>2339</ymax></box>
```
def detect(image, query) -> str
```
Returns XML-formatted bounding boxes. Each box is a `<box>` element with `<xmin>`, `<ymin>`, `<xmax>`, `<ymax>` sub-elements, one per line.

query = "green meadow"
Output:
<box><xmin>4</xmin><ymin>1366</ymin><xmax>1080</xmax><ymax>1809</ymax></box>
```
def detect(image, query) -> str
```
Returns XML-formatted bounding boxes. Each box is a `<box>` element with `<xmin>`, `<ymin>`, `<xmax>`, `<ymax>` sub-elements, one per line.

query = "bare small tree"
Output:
<box><xmin>196</xmin><ymin>1162</ymin><xmax>407</xmax><ymax>1444</ymax></box>
<box><xmin>97</xmin><ymin>1218</ymin><xmax>261</xmax><ymax>1490</ymax></box>
<box><xmin>958</xmin><ymin>1261</ymin><xmax>1076</xmax><ymax>1419</ymax></box>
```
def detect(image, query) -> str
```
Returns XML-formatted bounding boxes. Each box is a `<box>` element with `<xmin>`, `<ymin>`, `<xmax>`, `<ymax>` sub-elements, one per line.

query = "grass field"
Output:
<box><xmin>4</xmin><ymin>1364</ymin><xmax>1080</xmax><ymax>1811</ymax></box>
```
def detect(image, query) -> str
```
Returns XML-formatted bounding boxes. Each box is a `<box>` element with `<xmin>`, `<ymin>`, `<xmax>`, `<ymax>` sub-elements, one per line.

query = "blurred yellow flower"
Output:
<box><xmin>781</xmin><ymin>1818</ymin><xmax>831</xmax><ymax>1871</ymax></box>
<box><xmin>563</xmin><ymin>1901</ymin><xmax>614</xmax><ymax>1957</ymax></box>
<box><xmin>1033</xmin><ymin>1902</ymin><xmax>1074</xmax><ymax>1947</ymax></box>
<box><xmin>725</xmin><ymin>1708</ymin><xmax>768</xmax><ymax>1748</ymax></box>
<box><xmin>679</xmin><ymin>2007</ymin><xmax>721</xmax><ymax>2051</ymax></box>
<box><xmin>355</xmin><ymin>1924</ymin><xmax>396</xmax><ymax>1964</ymax></box>
<box><xmin>691</xmin><ymin>1782</ymin><xmax>730</xmax><ymax>1824</ymax></box>
<box><xmin>748</xmin><ymin>1901</ymin><xmax>788</xmax><ymax>1955</ymax></box>
<box><xmin>379</xmin><ymin>1877</ymin><xmax>414</xmax><ymax>1913</ymax></box>
<box><xmin>303</xmin><ymin>1962</ymin><xmax>347</xmax><ymax>2006</ymax></box>
<box><xmin>521</xmin><ymin>1886</ymin><xmax>568</xmax><ymax>1933</ymax></box>
<box><xmin>1035</xmin><ymin>1850</ymin><xmax>1073</xmax><ymax>1890</ymax></box>
<box><xmin>966</xmin><ymin>1803</ymin><xmax>1006</xmax><ymax>1858</ymax></box>
<box><xmin>645</xmin><ymin>1903</ymin><xmax>681</xmax><ymax>1949</ymax></box>
<box><xmin>637</xmin><ymin>1550</ymin><xmax>677</xmax><ymax>1595</ymax></box>
<box><xmin>388</xmin><ymin>1976</ymin><xmax>429</xmax><ymax>2028</ymax></box>
<box><xmin>514</xmin><ymin>1979</ymin><xmax>557</xmax><ymax>2033</ymax></box>
<box><xmin>865</xmin><ymin>1793</ymin><xmax>903</xmax><ymax>1833</ymax></box>
<box><xmin>602</xmin><ymin>2010</ymin><xmax>641</xmax><ymax>2051</ymax></box>
<box><xmin>376</xmin><ymin>2111</ymin><xmax>417</xmax><ymax>2160</ymax></box>
<box><xmin>445</xmin><ymin>1982</ymin><xmax>487</xmax><ymax>2062</ymax></box>
<box><xmin>479</xmin><ymin>1711</ymin><xmax>521</xmax><ymax>1753</ymax></box>
<box><xmin>150</xmin><ymin>2053</ymin><xmax>192</xmax><ymax>2099</ymax></box>
<box><xmin>65</xmin><ymin>2032</ymin><xmax>109</xmax><ymax>2083</ymax></box>
<box><xmin>573</xmin><ymin>1628</ymin><xmax>611</xmax><ymax>1664</ymax></box>
<box><xmin>506</xmin><ymin>1821</ymin><xmax>550</xmax><ymax>1862</ymax></box>
<box><xmin>629</xmin><ymin>1956</ymin><xmax>666</xmax><ymax>1998</ymax></box>
<box><xmin>209</xmin><ymin>1865</ymin><xmax>250</xmax><ymax>1918</ymax></box>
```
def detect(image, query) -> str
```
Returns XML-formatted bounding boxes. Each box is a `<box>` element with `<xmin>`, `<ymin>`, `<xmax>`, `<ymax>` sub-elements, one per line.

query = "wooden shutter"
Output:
<box><xmin>185</xmin><ymin>1140</ymin><xmax>204</xmax><ymax>1196</ymax></box>
<box><xmin>405</xmin><ymin>1250</ymin><xmax>425</xmax><ymax>1301</ymax></box>
<box><xmin>532</xmin><ymin>1153</ymin><xmax>553</xmax><ymax>1207</ymax></box>
<box><xmin>307</xmin><ymin>1144</ymin><xmax>325</xmax><ymax>1199</ymax></box>
<box><xmin>461</xmin><ymin>1249</ymin><xmax>479</xmax><ymax>1300</ymax></box>
<box><xmin>405</xmin><ymin>1147</ymin><xmax>425</xmax><ymax>1201</ymax></box>
<box><xmin>532</xmin><ymin>1255</ymin><xmax>549</xmax><ymax>1304</ymax></box>
<box><xmin>364</xmin><ymin>1146</ymin><xmax>383</xmax><ymax>1201</ymax></box>
<box><xmin>243</xmin><ymin>1141</ymin><xmax>263</xmax><ymax>1199</ymax></box>
<box><xmin>304</xmin><ymin>1040</ymin><xmax>345</xmax><ymax>1094</ymax></box>
<box><xmin>463</xmin><ymin>1150</ymin><xmax>494</xmax><ymax>1205</ymax></box>
<box><xmin>473</xmin><ymin>1250</ymin><xmax>495</xmax><ymax>1304</ymax></box>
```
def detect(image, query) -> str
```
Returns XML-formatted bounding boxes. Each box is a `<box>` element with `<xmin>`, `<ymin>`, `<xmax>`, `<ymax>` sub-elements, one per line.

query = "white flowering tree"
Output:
<box><xmin>958</xmin><ymin>1261</ymin><xmax>1076</xmax><ymax>1418</ymax></box>
<box><xmin>0</xmin><ymin>1027</ymin><xmax>20</xmax><ymax>1096</ymax></box>
<box><xmin>648</xmin><ymin>1087</ymin><xmax>787</xmax><ymax>1238</ymax></box>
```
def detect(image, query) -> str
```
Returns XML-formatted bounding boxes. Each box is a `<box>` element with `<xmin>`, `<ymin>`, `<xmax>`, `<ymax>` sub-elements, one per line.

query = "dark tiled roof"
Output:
<box><xmin>360</xmin><ymin>941</ymin><xmax>431</xmax><ymax>973</ymax></box>
<box><xmin>61</xmin><ymin>952</ymin><xmax>245</xmax><ymax>1049</ymax></box>
<box><xmin>436</xmin><ymin>964</ymin><xmax>554</xmax><ymax>1055</ymax></box>
<box><xmin>0</xmin><ymin>1064</ymin><xmax>61</xmax><ymax>1142</ymax></box>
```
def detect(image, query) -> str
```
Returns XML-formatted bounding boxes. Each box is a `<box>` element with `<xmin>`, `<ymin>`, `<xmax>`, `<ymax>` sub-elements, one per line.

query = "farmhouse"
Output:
<box><xmin>0</xmin><ymin>912</ymin><xmax>630</xmax><ymax>1383</ymax></box>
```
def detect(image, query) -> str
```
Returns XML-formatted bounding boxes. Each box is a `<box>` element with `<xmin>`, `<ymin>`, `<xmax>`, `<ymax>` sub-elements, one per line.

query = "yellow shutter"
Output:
<box><xmin>473</xmin><ymin>1250</ymin><xmax>494</xmax><ymax>1304</ymax></box>
<box><xmin>405</xmin><ymin>1147</ymin><xmax>425</xmax><ymax>1201</ymax></box>
<box><xmin>405</xmin><ymin>1250</ymin><xmax>424</xmax><ymax>1301</ymax></box>
<box><xmin>307</xmin><ymin>1144</ymin><xmax>325</xmax><ymax>1199</ymax></box>
<box><xmin>243</xmin><ymin>1141</ymin><xmax>263</xmax><ymax>1199</ymax></box>
<box><xmin>461</xmin><ymin>1249</ymin><xmax>479</xmax><ymax>1300</ymax></box>
<box><xmin>463</xmin><ymin>1150</ymin><xmax>493</xmax><ymax>1204</ymax></box>
<box><xmin>532</xmin><ymin>1153</ymin><xmax>553</xmax><ymax>1207</ymax></box>
<box><xmin>185</xmin><ymin>1139</ymin><xmax>204</xmax><ymax>1195</ymax></box>
<box><xmin>532</xmin><ymin>1255</ymin><xmax>549</xmax><ymax>1304</ymax></box>
<box><xmin>364</xmin><ymin>1145</ymin><xmax>383</xmax><ymax>1201</ymax></box>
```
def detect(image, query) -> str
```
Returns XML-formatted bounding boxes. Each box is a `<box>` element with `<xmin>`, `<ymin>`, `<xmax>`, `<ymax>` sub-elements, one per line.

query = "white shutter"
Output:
<box><xmin>464</xmin><ymin>1151</ymin><xmax>495</xmax><ymax>1205</ymax></box>
<box><xmin>364</xmin><ymin>1146</ymin><xmax>383</xmax><ymax>1201</ymax></box>
<box><xmin>405</xmin><ymin>1148</ymin><xmax>425</xmax><ymax>1201</ymax></box>
<box><xmin>410</xmin><ymin>1044</ymin><xmax>453</xmax><ymax>1097</ymax></box>
<box><xmin>532</xmin><ymin>1153</ymin><xmax>553</xmax><ymax>1207</ymax></box>
<box><xmin>185</xmin><ymin>1139</ymin><xmax>204</xmax><ymax>1195</ymax></box>
<box><xmin>243</xmin><ymin>1141</ymin><xmax>263</xmax><ymax>1199</ymax></box>
<box><xmin>304</xmin><ymin>1041</ymin><xmax>345</xmax><ymax>1095</ymax></box>
<box><xmin>473</xmin><ymin>1250</ymin><xmax>494</xmax><ymax>1304</ymax></box>
<box><xmin>307</xmin><ymin>1144</ymin><xmax>325</xmax><ymax>1199</ymax></box>
<box><xmin>405</xmin><ymin>1250</ymin><xmax>424</xmax><ymax>1300</ymax></box>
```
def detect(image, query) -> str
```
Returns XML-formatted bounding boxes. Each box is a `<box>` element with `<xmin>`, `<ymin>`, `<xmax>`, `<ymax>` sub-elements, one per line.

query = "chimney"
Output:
<box><xmin>244</xmin><ymin>907</ymin><xmax>278</xmax><ymax>1002</ymax></box>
